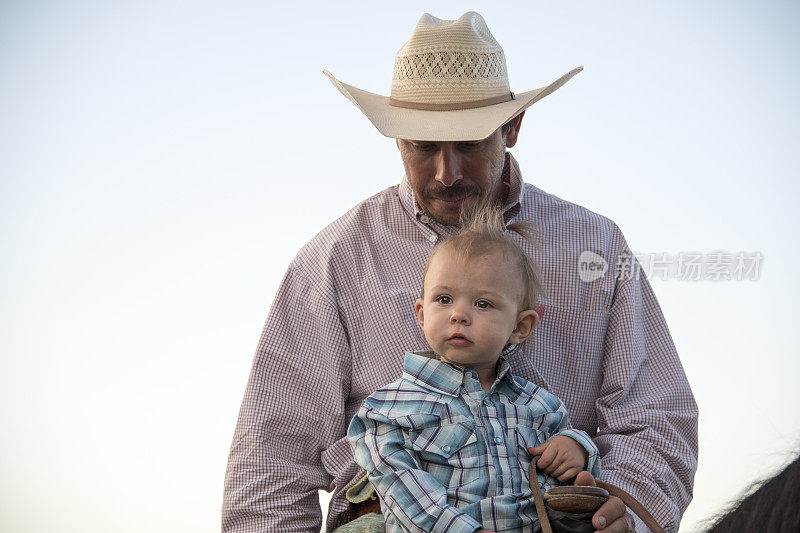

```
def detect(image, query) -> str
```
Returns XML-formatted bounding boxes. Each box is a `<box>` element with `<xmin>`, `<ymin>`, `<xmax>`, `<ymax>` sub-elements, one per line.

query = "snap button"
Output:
<box><xmin>442</xmin><ymin>445</ymin><xmax>451</xmax><ymax>453</ymax></box>
<box><xmin>428</xmin><ymin>234</ymin><xmax>437</xmax><ymax>243</ymax></box>
<box><xmin>494</xmin><ymin>437</ymin><xmax>502</xmax><ymax>444</ymax></box>
<box><xmin>420</xmin><ymin>215</ymin><xmax>430</xmax><ymax>223</ymax></box>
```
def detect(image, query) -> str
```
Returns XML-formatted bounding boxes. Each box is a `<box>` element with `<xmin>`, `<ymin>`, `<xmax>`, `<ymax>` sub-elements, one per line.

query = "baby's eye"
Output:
<box><xmin>435</xmin><ymin>295</ymin><xmax>452</xmax><ymax>305</ymax></box>
<box><xmin>475</xmin><ymin>299</ymin><xmax>492</xmax><ymax>309</ymax></box>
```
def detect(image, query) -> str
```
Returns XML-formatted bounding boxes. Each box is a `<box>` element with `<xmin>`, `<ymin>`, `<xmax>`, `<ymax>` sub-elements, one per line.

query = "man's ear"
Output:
<box><xmin>508</xmin><ymin>308</ymin><xmax>538</xmax><ymax>345</ymax></box>
<box><xmin>414</xmin><ymin>298</ymin><xmax>425</xmax><ymax>329</ymax></box>
<box><xmin>504</xmin><ymin>111</ymin><xmax>525</xmax><ymax>148</ymax></box>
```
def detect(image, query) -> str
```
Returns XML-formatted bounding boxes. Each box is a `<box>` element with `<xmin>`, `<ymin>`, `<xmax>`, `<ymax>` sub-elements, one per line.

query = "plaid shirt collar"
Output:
<box><xmin>398</xmin><ymin>152</ymin><xmax>525</xmax><ymax>235</ymax></box>
<box><xmin>401</xmin><ymin>351</ymin><xmax>520</xmax><ymax>397</ymax></box>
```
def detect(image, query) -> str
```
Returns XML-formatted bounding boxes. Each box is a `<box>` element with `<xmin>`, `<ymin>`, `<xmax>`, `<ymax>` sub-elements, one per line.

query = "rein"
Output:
<box><xmin>528</xmin><ymin>457</ymin><xmax>665</xmax><ymax>533</ymax></box>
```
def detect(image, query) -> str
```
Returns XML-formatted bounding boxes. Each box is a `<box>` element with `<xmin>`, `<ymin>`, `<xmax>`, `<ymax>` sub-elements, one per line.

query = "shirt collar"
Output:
<box><xmin>402</xmin><ymin>351</ymin><xmax>519</xmax><ymax>396</ymax></box>
<box><xmin>398</xmin><ymin>152</ymin><xmax>525</xmax><ymax>234</ymax></box>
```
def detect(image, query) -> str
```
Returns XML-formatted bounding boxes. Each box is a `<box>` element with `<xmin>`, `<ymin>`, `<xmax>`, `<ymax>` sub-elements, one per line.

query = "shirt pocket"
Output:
<box><xmin>408</xmin><ymin>419</ymin><xmax>481</xmax><ymax>490</ymax></box>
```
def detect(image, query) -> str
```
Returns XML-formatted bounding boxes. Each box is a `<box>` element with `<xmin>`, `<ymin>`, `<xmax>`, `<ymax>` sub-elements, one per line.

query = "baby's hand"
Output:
<box><xmin>527</xmin><ymin>435</ymin><xmax>588</xmax><ymax>482</ymax></box>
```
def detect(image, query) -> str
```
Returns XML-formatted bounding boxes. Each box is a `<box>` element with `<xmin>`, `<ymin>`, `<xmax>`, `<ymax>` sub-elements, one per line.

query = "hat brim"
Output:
<box><xmin>323</xmin><ymin>66</ymin><xmax>583</xmax><ymax>141</ymax></box>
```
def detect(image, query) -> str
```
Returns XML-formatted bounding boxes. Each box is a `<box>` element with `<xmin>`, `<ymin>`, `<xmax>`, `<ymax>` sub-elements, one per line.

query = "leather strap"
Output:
<box><xmin>528</xmin><ymin>459</ymin><xmax>554</xmax><ymax>533</ymax></box>
<box><xmin>528</xmin><ymin>458</ymin><xmax>665</xmax><ymax>533</ymax></box>
<box><xmin>595</xmin><ymin>480</ymin><xmax>664</xmax><ymax>533</ymax></box>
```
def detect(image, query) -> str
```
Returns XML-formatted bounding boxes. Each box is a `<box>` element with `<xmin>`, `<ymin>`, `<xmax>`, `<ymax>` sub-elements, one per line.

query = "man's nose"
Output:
<box><xmin>434</xmin><ymin>144</ymin><xmax>463</xmax><ymax>187</ymax></box>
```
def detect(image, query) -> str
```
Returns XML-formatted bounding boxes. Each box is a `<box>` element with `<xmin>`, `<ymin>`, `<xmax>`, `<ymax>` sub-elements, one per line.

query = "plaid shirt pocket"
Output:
<box><xmin>408</xmin><ymin>419</ymin><xmax>481</xmax><ymax>490</ymax></box>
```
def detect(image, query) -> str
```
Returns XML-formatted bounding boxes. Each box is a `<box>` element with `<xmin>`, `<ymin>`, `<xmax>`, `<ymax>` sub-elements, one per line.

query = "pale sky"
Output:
<box><xmin>1</xmin><ymin>1</ymin><xmax>799</xmax><ymax>531</ymax></box>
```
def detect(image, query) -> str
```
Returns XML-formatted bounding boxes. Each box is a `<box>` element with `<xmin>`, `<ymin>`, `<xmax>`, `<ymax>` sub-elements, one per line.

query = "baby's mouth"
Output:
<box><xmin>447</xmin><ymin>333</ymin><xmax>472</xmax><ymax>346</ymax></box>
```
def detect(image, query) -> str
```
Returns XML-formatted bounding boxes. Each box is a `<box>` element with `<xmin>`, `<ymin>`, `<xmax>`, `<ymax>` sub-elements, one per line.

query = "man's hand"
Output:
<box><xmin>574</xmin><ymin>471</ymin><xmax>635</xmax><ymax>532</ymax></box>
<box><xmin>528</xmin><ymin>435</ymin><xmax>588</xmax><ymax>482</ymax></box>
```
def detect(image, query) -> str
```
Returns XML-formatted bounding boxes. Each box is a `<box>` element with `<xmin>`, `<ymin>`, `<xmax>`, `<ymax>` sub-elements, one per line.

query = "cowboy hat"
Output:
<box><xmin>324</xmin><ymin>11</ymin><xmax>583</xmax><ymax>141</ymax></box>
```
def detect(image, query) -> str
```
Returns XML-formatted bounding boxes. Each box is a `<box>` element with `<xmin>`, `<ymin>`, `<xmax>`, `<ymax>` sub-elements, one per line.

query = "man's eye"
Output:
<box><xmin>458</xmin><ymin>142</ymin><xmax>481</xmax><ymax>150</ymax></box>
<box><xmin>475</xmin><ymin>300</ymin><xmax>492</xmax><ymax>309</ymax></box>
<box><xmin>436</xmin><ymin>295</ymin><xmax>452</xmax><ymax>304</ymax></box>
<box><xmin>414</xmin><ymin>143</ymin><xmax>437</xmax><ymax>152</ymax></box>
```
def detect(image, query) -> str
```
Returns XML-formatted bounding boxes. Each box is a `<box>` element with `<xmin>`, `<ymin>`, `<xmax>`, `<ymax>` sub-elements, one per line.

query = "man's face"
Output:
<box><xmin>396</xmin><ymin>114</ymin><xmax>523</xmax><ymax>226</ymax></box>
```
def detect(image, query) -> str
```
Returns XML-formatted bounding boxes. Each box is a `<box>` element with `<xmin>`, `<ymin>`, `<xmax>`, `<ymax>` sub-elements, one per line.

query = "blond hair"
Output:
<box><xmin>422</xmin><ymin>203</ymin><xmax>543</xmax><ymax>311</ymax></box>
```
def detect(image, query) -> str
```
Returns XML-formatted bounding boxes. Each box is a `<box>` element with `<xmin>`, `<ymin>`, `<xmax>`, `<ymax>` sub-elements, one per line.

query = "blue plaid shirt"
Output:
<box><xmin>348</xmin><ymin>352</ymin><xmax>601</xmax><ymax>533</ymax></box>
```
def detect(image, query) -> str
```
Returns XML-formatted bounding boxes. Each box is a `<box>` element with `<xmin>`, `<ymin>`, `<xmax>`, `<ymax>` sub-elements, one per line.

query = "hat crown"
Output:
<box><xmin>391</xmin><ymin>12</ymin><xmax>510</xmax><ymax>105</ymax></box>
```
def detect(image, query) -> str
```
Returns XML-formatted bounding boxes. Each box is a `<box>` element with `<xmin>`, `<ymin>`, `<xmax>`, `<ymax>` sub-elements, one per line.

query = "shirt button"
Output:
<box><xmin>428</xmin><ymin>234</ymin><xmax>437</xmax><ymax>243</ymax></box>
<box><xmin>442</xmin><ymin>445</ymin><xmax>451</xmax><ymax>453</ymax></box>
<box><xmin>483</xmin><ymin>398</ymin><xmax>491</xmax><ymax>405</ymax></box>
<box><xmin>494</xmin><ymin>437</ymin><xmax>502</xmax><ymax>444</ymax></box>
<box><xmin>420</xmin><ymin>215</ymin><xmax>430</xmax><ymax>223</ymax></box>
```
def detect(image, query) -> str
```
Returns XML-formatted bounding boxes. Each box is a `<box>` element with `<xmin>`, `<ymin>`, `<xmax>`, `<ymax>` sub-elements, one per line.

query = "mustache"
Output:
<box><xmin>421</xmin><ymin>184</ymin><xmax>480</xmax><ymax>201</ymax></box>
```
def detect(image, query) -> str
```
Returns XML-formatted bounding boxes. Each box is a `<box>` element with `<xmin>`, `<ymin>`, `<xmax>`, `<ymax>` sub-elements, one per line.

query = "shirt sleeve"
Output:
<box><xmin>594</xmin><ymin>245</ymin><xmax>699</xmax><ymax>533</ymax></box>
<box><xmin>348</xmin><ymin>403</ymin><xmax>483</xmax><ymax>533</ymax></box>
<box><xmin>222</xmin><ymin>260</ymin><xmax>351</xmax><ymax>532</ymax></box>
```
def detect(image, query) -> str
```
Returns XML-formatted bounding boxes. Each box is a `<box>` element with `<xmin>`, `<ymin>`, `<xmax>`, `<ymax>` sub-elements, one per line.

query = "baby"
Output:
<box><xmin>347</xmin><ymin>208</ymin><xmax>601</xmax><ymax>533</ymax></box>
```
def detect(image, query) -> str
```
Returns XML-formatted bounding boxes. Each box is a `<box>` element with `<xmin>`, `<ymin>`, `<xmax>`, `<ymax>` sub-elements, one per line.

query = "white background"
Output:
<box><xmin>1</xmin><ymin>1</ymin><xmax>798</xmax><ymax>531</ymax></box>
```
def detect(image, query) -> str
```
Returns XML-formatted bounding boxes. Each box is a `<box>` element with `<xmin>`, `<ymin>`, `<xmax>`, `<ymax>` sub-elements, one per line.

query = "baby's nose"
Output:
<box><xmin>450</xmin><ymin>308</ymin><xmax>470</xmax><ymax>324</ymax></box>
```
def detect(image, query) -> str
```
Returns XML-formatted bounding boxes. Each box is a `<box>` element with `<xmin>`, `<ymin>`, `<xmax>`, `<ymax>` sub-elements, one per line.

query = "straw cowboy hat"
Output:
<box><xmin>323</xmin><ymin>11</ymin><xmax>583</xmax><ymax>141</ymax></box>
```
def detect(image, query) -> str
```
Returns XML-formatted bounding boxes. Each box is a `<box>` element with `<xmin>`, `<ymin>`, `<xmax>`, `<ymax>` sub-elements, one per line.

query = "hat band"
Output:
<box><xmin>388</xmin><ymin>92</ymin><xmax>514</xmax><ymax>111</ymax></box>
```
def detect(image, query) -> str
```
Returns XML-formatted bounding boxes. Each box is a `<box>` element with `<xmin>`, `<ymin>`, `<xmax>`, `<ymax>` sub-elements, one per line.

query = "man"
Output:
<box><xmin>222</xmin><ymin>12</ymin><xmax>698</xmax><ymax>533</ymax></box>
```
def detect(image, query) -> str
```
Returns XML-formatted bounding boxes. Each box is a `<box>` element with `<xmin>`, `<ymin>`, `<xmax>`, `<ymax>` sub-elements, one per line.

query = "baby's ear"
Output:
<box><xmin>508</xmin><ymin>309</ymin><xmax>539</xmax><ymax>345</ymax></box>
<box><xmin>414</xmin><ymin>298</ymin><xmax>425</xmax><ymax>328</ymax></box>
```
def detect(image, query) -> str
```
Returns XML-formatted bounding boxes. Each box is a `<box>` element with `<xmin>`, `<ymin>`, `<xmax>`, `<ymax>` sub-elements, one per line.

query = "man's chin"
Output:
<box><xmin>424</xmin><ymin>198</ymin><xmax>476</xmax><ymax>226</ymax></box>
<box><xmin>428</xmin><ymin>211</ymin><xmax>461</xmax><ymax>226</ymax></box>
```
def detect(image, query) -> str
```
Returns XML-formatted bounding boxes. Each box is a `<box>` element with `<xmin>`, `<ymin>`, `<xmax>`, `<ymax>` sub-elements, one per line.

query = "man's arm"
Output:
<box><xmin>222</xmin><ymin>260</ymin><xmax>351</xmax><ymax>532</ymax></box>
<box><xmin>348</xmin><ymin>404</ymin><xmax>484</xmax><ymax>533</ymax></box>
<box><xmin>594</xmin><ymin>246</ymin><xmax>699</xmax><ymax>533</ymax></box>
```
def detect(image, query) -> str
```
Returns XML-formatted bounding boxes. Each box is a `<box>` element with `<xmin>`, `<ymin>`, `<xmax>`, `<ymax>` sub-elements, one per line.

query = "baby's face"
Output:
<box><xmin>415</xmin><ymin>247</ymin><xmax>528</xmax><ymax>372</ymax></box>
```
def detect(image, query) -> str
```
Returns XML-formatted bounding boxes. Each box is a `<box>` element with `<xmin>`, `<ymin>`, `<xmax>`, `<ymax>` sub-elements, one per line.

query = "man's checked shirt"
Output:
<box><xmin>348</xmin><ymin>351</ymin><xmax>601</xmax><ymax>533</ymax></box>
<box><xmin>222</xmin><ymin>154</ymin><xmax>698</xmax><ymax>532</ymax></box>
